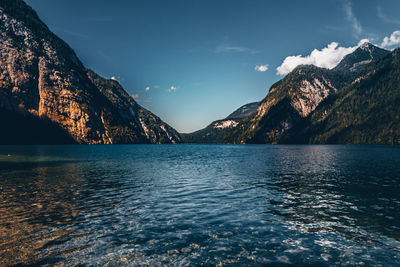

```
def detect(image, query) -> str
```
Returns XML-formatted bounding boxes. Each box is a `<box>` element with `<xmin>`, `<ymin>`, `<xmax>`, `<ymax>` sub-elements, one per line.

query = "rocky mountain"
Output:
<box><xmin>0</xmin><ymin>107</ymin><xmax>76</xmax><ymax>144</ymax></box>
<box><xmin>227</xmin><ymin>65</ymin><xmax>338</xmax><ymax>143</ymax></box>
<box><xmin>223</xmin><ymin>42</ymin><xmax>392</xmax><ymax>144</ymax></box>
<box><xmin>184</xmin><ymin>43</ymin><xmax>392</xmax><ymax>145</ymax></box>
<box><xmin>181</xmin><ymin>102</ymin><xmax>259</xmax><ymax>143</ymax></box>
<box><xmin>281</xmin><ymin>47</ymin><xmax>400</xmax><ymax>144</ymax></box>
<box><xmin>87</xmin><ymin>71</ymin><xmax>182</xmax><ymax>144</ymax></box>
<box><xmin>333</xmin><ymin>42</ymin><xmax>389</xmax><ymax>73</ymax></box>
<box><xmin>0</xmin><ymin>0</ymin><xmax>181</xmax><ymax>144</ymax></box>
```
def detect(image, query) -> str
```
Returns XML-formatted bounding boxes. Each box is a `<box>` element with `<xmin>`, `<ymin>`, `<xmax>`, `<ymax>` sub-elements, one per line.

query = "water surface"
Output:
<box><xmin>0</xmin><ymin>145</ymin><xmax>399</xmax><ymax>266</ymax></box>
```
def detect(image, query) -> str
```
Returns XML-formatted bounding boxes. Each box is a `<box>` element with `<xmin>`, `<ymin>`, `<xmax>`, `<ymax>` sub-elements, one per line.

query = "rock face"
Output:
<box><xmin>227</xmin><ymin>65</ymin><xmax>339</xmax><ymax>143</ymax></box>
<box><xmin>0</xmin><ymin>107</ymin><xmax>76</xmax><ymax>144</ymax></box>
<box><xmin>283</xmin><ymin>47</ymin><xmax>400</xmax><ymax>144</ymax></box>
<box><xmin>0</xmin><ymin>0</ymin><xmax>181</xmax><ymax>144</ymax></box>
<box><xmin>87</xmin><ymin>71</ymin><xmax>182</xmax><ymax>144</ymax></box>
<box><xmin>181</xmin><ymin>102</ymin><xmax>259</xmax><ymax>144</ymax></box>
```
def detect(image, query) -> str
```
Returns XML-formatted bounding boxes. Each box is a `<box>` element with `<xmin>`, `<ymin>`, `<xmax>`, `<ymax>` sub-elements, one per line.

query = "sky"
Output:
<box><xmin>24</xmin><ymin>0</ymin><xmax>400</xmax><ymax>133</ymax></box>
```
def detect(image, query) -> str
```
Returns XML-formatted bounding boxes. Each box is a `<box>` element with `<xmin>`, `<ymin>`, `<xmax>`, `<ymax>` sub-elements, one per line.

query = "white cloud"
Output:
<box><xmin>168</xmin><ymin>86</ymin><xmax>177</xmax><ymax>92</ymax></box>
<box><xmin>274</xmin><ymin>29</ymin><xmax>400</xmax><ymax>76</ymax></box>
<box><xmin>381</xmin><ymin>30</ymin><xmax>400</xmax><ymax>48</ymax></box>
<box><xmin>254</xmin><ymin>64</ymin><xmax>269</xmax><ymax>72</ymax></box>
<box><xmin>145</xmin><ymin>86</ymin><xmax>150</xmax><ymax>91</ymax></box>
<box><xmin>132</xmin><ymin>93</ymin><xmax>139</xmax><ymax>99</ymax></box>
<box><xmin>276</xmin><ymin>42</ymin><xmax>362</xmax><ymax>76</ymax></box>
<box><xmin>344</xmin><ymin>1</ymin><xmax>362</xmax><ymax>38</ymax></box>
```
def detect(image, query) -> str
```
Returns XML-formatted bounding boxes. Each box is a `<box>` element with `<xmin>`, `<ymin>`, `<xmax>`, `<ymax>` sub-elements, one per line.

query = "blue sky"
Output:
<box><xmin>25</xmin><ymin>0</ymin><xmax>400</xmax><ymax>133</ymax></box>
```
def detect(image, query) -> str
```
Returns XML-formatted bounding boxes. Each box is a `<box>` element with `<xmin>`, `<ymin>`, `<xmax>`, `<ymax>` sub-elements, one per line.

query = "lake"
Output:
<box><xmin>0</xmin><ymin>145</ymin><xmax>399</xmax><ymax>266</ymax></box>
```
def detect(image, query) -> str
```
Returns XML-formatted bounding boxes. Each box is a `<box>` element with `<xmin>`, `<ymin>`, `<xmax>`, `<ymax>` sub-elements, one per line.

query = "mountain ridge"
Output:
<box><xmin>197</xmin><ymin>42</ymin><xmax>395</xmax><ymax>144</ymax></box>
<box><xmin>0</xmin><ymin>0</ymin><xmax>397</xmax><ymax>145</ymax></box>
<box><xmin>0</xmin><ymin>0</ymin><xmax>181</xmax><ymax>144</ymax></box>
<box><xmin>181</xmin><ymin>101</ymin><xmax>259</xmax><ymax>143</ymax></box>
<box><xmin>333</xmin><ymin>42</ymin><xmax>390</xmax><ymax>73</ymax></box>
<box><xmin>281</xmin><ymin>47</ymin><xmax>400</xmax><ymax>144</ymax></box>
<box><xmin>225</xmin><ymin>42</ymin><xmax>395</xmax><ymax>144</ymax></box>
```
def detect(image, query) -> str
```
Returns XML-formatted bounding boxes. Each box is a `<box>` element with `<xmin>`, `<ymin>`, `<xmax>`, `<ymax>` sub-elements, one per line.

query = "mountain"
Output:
<box><xmin>226</xmin><ymin>65</ymin><xmax>339</xmax><ymax>143</ymax></box>
<box><xmin>225</xmin><ymin>102</ymin><xmax>260</xmax><ymax>119</ymax></box>
<box><xmin>0</xmin><ymin>107</ymin><xmax>76</xmax><ymax>144</ymax></box>
<box><xmin>281</xmin><ymin>47</ymin><xmax>400</xmax><ymax>144</ymax></box>
<box><xmin>87</xmin><ymin>71</ymin><xmax>182</xmax><ymax>144</ymax></box>
<box><xmin>224</xmin><ymin>42</ymin><xmax>392</xmax><ymax>144</ymax></box>
<box><xmin>181</xmin><ymin>102</ymin><xmax>259</xmax><ymax>143</ymax></box>
<box><xmin>333</xmin><ymin>42</ymin><xmax>389</xmax><ymax>73</ymax></box>
<box><xmin>0</xmin><ymin>0</ymin><xmax>181</xmax><ymax>144</ymax></box>
<box><xmin>184</xmin><ymin>43</ymin><xmax>391</xmax><ymax>145</ymax></box>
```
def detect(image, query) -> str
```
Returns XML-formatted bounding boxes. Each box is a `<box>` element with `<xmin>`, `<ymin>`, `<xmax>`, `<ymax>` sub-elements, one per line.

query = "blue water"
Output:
<box><xmin>0</xmin><ymin>145</ymin><xmax>400</xmax><ymax>266</ymax></box>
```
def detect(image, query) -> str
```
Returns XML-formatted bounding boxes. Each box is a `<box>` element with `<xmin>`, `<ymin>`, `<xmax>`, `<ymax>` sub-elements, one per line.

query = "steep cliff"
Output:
<box><xmin>0</xmin><ymin>0</ymin><xmax>181</xmax><ymax>144</ymax></box>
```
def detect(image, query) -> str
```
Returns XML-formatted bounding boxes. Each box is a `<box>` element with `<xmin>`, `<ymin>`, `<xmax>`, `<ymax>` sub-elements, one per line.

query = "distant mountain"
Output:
<box><xmin>226</xmin><ymin>102</ymin><xmax>260</xmax><ymax>120</ymax></box>
<box><xmin>0</xmin><ymin>0</ymin><xmax>181</xmax><ymax>144</ymax></box>
<box><xmin>225</xmin><ymin>42</ymin><xmax>396</xmax><ymax>144</ymax></box>
<box><xmin>181</xmin><ymin>102</ymin><xmax>259</xmax><ymax>143</ymax></box>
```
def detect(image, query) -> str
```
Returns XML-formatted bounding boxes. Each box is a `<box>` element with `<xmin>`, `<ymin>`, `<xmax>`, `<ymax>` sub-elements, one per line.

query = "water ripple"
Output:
<box><xmin>0</xmin><ymin>145</ymin><xmax>399</xmax><ymax>265</ymax></box>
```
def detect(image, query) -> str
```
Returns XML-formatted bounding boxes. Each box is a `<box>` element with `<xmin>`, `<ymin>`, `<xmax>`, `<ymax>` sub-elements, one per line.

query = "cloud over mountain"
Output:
<box><xmin>276</xmin><ymin>41</ymin><xmax>366</xmax><ymax>75</ymax></box>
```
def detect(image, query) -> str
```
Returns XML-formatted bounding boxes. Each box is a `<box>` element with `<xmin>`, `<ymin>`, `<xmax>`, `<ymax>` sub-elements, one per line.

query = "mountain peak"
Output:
<box><xmin>359</xmin><ymin>41</ymin><xmax>374</xmax><ymax>50</ymax></box>
<box><xmin>333</xmin><ymin>43</ymin><xmax>389</xmax><ymax>73</ymax></box>
<box><xmin>357</xmin><ymin>42</ymin><xmax>384</xmax><ymax>55</ymax></box>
